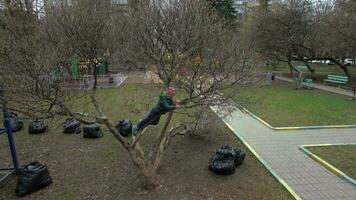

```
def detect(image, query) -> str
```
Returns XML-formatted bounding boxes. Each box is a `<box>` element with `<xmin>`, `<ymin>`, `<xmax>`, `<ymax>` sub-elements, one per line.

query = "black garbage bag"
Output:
<box><xmin>15</xmin><ymin>161</ymin><xmax>53</xmax><ymax>197</ymax></box>
<box><xmin>115</xmin><ymin>119</ymin><xmax>133</xmax><ymax>137</ymax></box>
<box><xmin>209</xmin><ymin>146</ymin><xmax>237</xmax><ymax>175</ymax></box>
<box><xmin>3</xmin><ymin>112</ymin><xmax>23</xmax><ymax>132</ymax></box>
<box><xmin>63</xmin><ymin>118</ymin><xmax>81</xmax><ymax>134</ymax></box>
<box><xmin>209</xmin><ymin>146</ymin><xmax>246</xmax><ymax>175</ymax></box>
<box><xmin>234</xmin><ymin>148</ymin><xmax>246</xmax><ymax>167</ymax></box>
<box><xmin>28</xmin><ymin>120</ymin><xmax>48</xmax><ymax>134</ymax></box>
<box><xmin>83</xmin><ymin>123</ymin><xmax>103</xmax><ymax>138</ymax></box>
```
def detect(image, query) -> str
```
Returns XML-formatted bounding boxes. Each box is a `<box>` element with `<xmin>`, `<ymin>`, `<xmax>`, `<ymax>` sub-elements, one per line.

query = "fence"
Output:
<box><xmin>63</xmin><ymin>73</ymin><xmax>127</xmax><ymax>90</ymax></box>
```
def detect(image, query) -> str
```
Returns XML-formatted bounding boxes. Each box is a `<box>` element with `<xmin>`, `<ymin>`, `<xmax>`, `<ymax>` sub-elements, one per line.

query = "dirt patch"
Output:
<box><xmin>115</xmin><ymin>71</ymin><xmax>159</xmax><ymax>84</ymax></box>
<box><xmin>0</xmin><ymin>122</ymin><xmax>293</xmax><ymax>200</ymax></box>
<box><xmin>0</xmin><ymin>81</ymin><xmax>293</xmax><ymax>200</ymax></box>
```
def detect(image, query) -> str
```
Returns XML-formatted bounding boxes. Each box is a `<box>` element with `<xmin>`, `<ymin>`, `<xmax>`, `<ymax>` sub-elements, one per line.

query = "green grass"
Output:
<box><xmin>307</xmin><ymin>145</ymin><xmax>356</xmax><ymax>179</ymax></box>
<box><xmin>0</xmin><ymin>82</ymin><xmax>294</xmax><ymax>200</ymax></box>
<box><xmin>225</xmin><ymin>82</ymin><xmax>356</xmax><ymax>127</ymax></box>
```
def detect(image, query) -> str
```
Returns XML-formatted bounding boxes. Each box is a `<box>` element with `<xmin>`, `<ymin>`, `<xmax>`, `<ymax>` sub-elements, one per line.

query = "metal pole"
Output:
<box><xmin>4</xmin><ymin>111</ymin><xmax>19</xmax><ymax>172</ymax></box>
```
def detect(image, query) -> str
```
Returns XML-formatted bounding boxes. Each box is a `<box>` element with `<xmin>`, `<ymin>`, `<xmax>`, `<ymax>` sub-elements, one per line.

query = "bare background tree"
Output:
<box><xmin>241</xmin><ymin>0</ymin><xmax>356</xmax><ymax>88</ymax></box>
<box><xmin>0</xmin><ymin>0</ymin><xmax>257</xmax><ymax>189</ymax></box>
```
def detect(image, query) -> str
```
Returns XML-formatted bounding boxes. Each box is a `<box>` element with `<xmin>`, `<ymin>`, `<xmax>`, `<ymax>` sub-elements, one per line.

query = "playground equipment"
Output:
<box><xmin>65</xmin><ymin>55</ymin><xmax>126</xmax><ymax>90</ymax></box>
<box><xmin>63</xmin><ymin>73</ymin><xmax>127</xmax><ymax>90</ymax></box>
<box><xmin>68</xmin><ymin>55</ymin><xmax>108</xmax><ymax>78</ymax></box>
<box><xmin>0</xmin><ymin>87</ymin><xmax>20</xmax><ymax>185</ymax></box>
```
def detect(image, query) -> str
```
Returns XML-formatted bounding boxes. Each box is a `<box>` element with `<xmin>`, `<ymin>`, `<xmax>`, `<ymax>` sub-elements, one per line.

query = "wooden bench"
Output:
<box><xmin>292</xmin><ymin>77</ymin><xmax>314</xmax><ymax>89</ymax></box>
<box><xmin>324</xmin><ymin>74</ymin><xmax>348</xmax><ymax>87</ymax></box>
<box><xmin>302</xmin><ymin>78</ymin><xmax>314</xmax><ymax>89</ymax></box>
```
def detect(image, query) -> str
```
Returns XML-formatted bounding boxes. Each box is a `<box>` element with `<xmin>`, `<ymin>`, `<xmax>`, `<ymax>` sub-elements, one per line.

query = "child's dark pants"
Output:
<box><xmin>137</xmin><ymin>108</ymin><xmax>161</xmax><ymax>130</ymax></box>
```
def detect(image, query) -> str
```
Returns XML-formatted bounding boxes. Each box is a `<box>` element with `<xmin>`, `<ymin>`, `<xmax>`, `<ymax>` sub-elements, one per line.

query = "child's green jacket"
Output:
<box><xmin>154</xmin><ymin>91</ymin><xmax>176</xmax><ymax>114</ymax></box>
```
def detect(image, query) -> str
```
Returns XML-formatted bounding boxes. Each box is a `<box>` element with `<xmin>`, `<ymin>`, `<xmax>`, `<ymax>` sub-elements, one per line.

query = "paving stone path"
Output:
<box><xmin>212</xmin><ymin>106</ymin><xmax>356</xmax><ymax>200</ymax></box>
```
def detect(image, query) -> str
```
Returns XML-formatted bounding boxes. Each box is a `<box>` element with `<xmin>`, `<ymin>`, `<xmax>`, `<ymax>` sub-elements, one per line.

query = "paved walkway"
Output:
<box><xmin>276</xmin><ymin>76</ymin><xmax>355</xmax><ymax>99</ymax></box>
<box><xmin>212</xmin><ymin>106</ymin><xmax>356</xmax><ymax>200</ymax></box>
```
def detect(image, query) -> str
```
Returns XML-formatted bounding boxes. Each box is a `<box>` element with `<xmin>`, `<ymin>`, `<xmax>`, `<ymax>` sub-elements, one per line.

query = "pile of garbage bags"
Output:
<box><xmin>83</xmin><ymin>123</ymin><xmax>103</xmax><ymax>138</ymax></box>
<box><xmin>28</xmin><ymin>120</ymin><xmax>48</xmax><ymax>134</ymax></box>
<box><xmin>15</xmin><ymin>161</ymin><xmax>53</xmax><ymax>197</ymax></box>
<box><xmin>3</xmin><ymin>112</ymin><xmax>23</xmax><ymax>132</ymax></box>
<box><xmin>209</xmin><ymin>145</ymin><xmax>246</xmax><ymax>175</ymax></box>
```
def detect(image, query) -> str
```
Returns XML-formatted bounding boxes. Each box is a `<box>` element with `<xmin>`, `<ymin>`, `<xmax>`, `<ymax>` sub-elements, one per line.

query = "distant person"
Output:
<box><xmin>266</xmin><ymin>72</ymin><xmax>274</xmax><ymax>84</ymax></box>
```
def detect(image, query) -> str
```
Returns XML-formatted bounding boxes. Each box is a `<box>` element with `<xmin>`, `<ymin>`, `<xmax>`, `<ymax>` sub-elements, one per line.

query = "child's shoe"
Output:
<box><xmin>132</xmin><ymin>124</ymin><xmax>138</xmax><ymax>136</ymax></box>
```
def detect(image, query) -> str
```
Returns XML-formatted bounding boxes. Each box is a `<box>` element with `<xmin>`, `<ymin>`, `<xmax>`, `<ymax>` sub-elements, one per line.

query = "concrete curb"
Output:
<box><xmin>299</xmin><ymin>144</ymin><xmax>356</xmax><ymax>186</ymax></box>
<box><xmin>211</xmin><ymin>106</ymin><xmax>303</xmax><ymax>200</ymax></box>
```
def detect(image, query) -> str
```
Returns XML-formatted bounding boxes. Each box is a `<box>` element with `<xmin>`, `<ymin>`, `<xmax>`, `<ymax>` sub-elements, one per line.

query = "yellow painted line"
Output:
<box><xmin>310</xmin><ymin>154</ymin><xmax>346</xmax><ymax>177</ymax></box>
<box><xmin>300</xmin><ymin>144</ymin><xmax>356</xmax><ymax>186</ymax></box>
<box><xmin>279</xmin><ymin>180</ymin><xmax>303</xmax><ymax>200</ymax></box>
<box><xmin>301</xmin><ymin>143</ymin><xmax>355</xmax><ymax>148</ymax></box>
<box><xmin>274</xmin><ymin>127</ymin><xmax>302</xmax><ymax>131</ymax></box>
<box><xmin>275</xmin><ymin>125</ymin><xmax>356</xmax><ymax>131</ymax></box>
<box><xmin>240</xmin><ymin>108</ymin><xmax>275</xmax><ymax>129</ymax></box>
<box><xmin>224</xmin><ymin>122</ymin><xmax>303</xmax><ymax>200</ymax></box>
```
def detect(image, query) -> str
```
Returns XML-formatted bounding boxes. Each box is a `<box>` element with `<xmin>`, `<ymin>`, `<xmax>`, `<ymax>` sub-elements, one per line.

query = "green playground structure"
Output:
<box><xmin>68</xmin><ymin>55</ymin><xmax>108</xmax><ymax>78</ymax></box>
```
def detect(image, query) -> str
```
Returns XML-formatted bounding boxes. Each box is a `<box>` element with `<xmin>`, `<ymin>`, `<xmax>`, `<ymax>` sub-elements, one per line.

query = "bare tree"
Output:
<box><xmin>111</xmin><ymin>0</ymin><xmax>258</xmax><ymax>187</ymax></box>
<box><xmin>315</xmin><ymin>0</ymin><xmax>356</xmax><ymax>63</ymax></box>
<box><xmin>242</xmin><ymin>0</ymin><xmax>354</xmax><ymax>89</ymax></box>
<box><xmin>0</xmin><ymin>0</ymin><xmax>257</xmax><ymax>189</ymax></box>
<box><xmin>0</xmin><ymin>0</ymin><xmax>66</xmax><ymax>117</ymax></box>
<box><xmin>329</xmin><ymin>0</ymin><xmax>356</xmax><ymax>56</ymax></box>
<box><xmin>241</xmin><ymin>0</ymin><xmax>314</xmax><ymax>88</ymax></box>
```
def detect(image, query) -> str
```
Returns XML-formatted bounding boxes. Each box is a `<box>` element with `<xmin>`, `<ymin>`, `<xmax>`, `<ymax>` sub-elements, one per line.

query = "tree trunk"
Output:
<box><xmin>303</xmin><ymin>60</ymin><xmax>315</xmax><ymax>80</ymax></box>
<box><xmin>330</xmin><ymin>58</ymin><xmax>351</xmax><ymax>78</ymax></box>
<box><xmin>150</xmin><ymin>112</ymin><xmax>174</xmax><ymax>171</ymax></box>
<box><xmin>101</xmin><ymin>111</ymin><xmax>174</xmax><ymax>190</ymax></box>
<box><xmin>128</xmin><ymin>147</ymin><xmax>161</xmax><ymax>190</ymax></box>
<box><xmin>141</xmin><ymin>168</ymin><xmax>161</xmax><ymax>190</ymax></box>
<box><xmin>287</xmin><ymin>53</ymin><xmax>302</xmax><ymax>89</ymax></box>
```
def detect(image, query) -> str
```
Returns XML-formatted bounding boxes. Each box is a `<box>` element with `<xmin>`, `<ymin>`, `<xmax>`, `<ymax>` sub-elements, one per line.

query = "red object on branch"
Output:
<box><xmin>179</xmin><ymin>64</ymin><xmax>189</xmax><ymax>77</ymax></box>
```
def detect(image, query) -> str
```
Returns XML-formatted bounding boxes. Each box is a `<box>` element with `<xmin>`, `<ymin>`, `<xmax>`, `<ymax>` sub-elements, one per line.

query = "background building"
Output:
<box><xmin>232</xmin><ymin>0</ymin><xmax>258</xmax><ymax>18</ymax></box>
<box><xmin>45</xmin><ymin>0</ymin><xmax>138</xmax><ymax>8</ymax></box>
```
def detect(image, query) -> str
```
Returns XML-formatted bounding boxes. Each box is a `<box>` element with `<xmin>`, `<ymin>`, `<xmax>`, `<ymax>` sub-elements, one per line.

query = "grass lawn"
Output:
<box><xmin>306</xmin><ymin>145</ymin><xmax>356</xmax><ymax>180</ymax></box>
<box><xmin>225</xmin><ymin>81</ymin><xmax>356</xmax><ymax>127</ymax></box>
<box><xmin>0</xmin><ymin>81</ymin><xmax>293</xmax><ymax>200</ymax></box>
